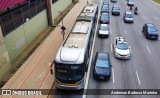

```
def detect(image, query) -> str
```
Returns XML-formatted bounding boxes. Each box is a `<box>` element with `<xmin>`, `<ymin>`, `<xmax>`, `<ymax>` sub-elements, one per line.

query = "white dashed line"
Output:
<box><xmin>110</xmin><ymin>29</ymin><xmax>112</xmax><ymax>35</ymax></box>
<box><xmin>125</xmin><ymin>30</ymin><xmax>127</xmax><ymax>35</ymax></box>
<box><xmin>122</xmin><ymin>19</ymin><xmax>124</xmax><ymax>23</ymax></box>
<box><xmin>139</xmin><ymin>30</ymin><xmax>142</xmax><ymax>36</ymax></box>
<box><xmin>136</xmin><ymin>71</ymin><xmax>141</xmax><ymax>85</ymax></box>
<box><xmin>111</xmin><ymin>44</ymin><xmax>113</xmax><ymax>52</ymax></box>
<box><xmin>146</xmin><ymin>46</ymin><xmax>151</xmax><ymax>54</ymax></box>
<box><xmin>134</xmin><ymin>21</ymin><xmax>136</xmax><ymax>24</ymax></box>
<box><xmin>112</xmin><ymin>68</ymin><xmax>115</xmax><ymax>83</ymax></box>
<box><xmin>158</xmin><ymin>38</ymin><xmax>160</xmax><ymax>41</ymax></box>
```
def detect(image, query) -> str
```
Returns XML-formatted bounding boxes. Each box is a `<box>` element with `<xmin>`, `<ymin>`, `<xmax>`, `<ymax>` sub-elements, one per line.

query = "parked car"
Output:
<box><xmin>142</xmin><ymin>23</ymin><xmax>159</xmax><ymax>39</ymax></box>
<box><xmin>127</xmin><ymin>0</ymin><xmax>134</xmax><ymax>6</ymax></box>
<box><xmin>111</xmin><ymin>0</ymin><xmax>117</xmax><ymax>3</ymax></box>
<box><xmin>93</xmin><ymin>52</ymin><xmax>112</xmax><ymax>80</ymax></box>
<box><xmin>99</xmin><ymin>24</ymin><xmax>110</xmax><ymax>37</ymax></box>
<box><xmin>123</xmin><ymin>12</ymin><xmax>134</xmax><ymax>23</ymax></box>
<box><xmin>112</xmin><ymin>5</ymin><xmax>120</xmax><ymax>15</ymax></box>
<box><xmin>114</xmin><ymin>37</ymin><xmax>131</xmax><ymax>59</ymax></box>
<box><xmin>101</xmin><ymin>5</ymin><xmax>109</xmax><ymax>13</ymax></box>
<box><xmin>100</xmin><ymin>13</ymin><xmax>110</xmax><ymax>24</ymax></box>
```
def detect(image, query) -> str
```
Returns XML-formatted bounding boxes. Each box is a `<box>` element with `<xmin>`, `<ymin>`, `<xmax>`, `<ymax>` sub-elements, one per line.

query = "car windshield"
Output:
<box><xmin>126</xmin><ymin>14</ymin><xmax>133</xmax><ymax>18</ymax></box>
<box><xmin>117</xmin><ymin>43</ymin><xmax>129</xmax><ymax>50</ymax></box>
<box><xmin>148</xmin><ymin>26</ymin><xmax>157</xmax><ymax>32</ymax></box>
<box><xmin>113</xmin><ymin>7</ymin><xmax>120</xmax><ymax>11</ymax></box>
<box><xmin>100</xmin><ymin>26</ymin><xmax>108</xmax><ymax>30</ymax></box>
<box><xmin>101</xmin><ymin>14</ymin><xmax>108</xmax><ymax>18</ymax></box>
<box><xmin>96</xmin><ymin>60</ymin><xmax>109</xmax><ymax>68</ymax></box>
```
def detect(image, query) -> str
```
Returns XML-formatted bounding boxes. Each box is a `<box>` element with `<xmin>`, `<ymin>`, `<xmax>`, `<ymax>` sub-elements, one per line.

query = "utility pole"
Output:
<box><xmin>46</xmin><ymin>0</ymin><xmax>53</xmax><ymax>27</ymax></box>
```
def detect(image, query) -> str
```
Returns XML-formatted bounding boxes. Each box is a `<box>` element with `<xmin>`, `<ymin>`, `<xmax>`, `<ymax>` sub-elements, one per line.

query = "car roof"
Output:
<box><xmin>113</xmin><ymin>5</ymin><xmax>119</xmax><ymax>7</ymax></box>
<box><xmin>100</xmin><ymin>24</ymin><xmax>108</xmax><ymax>27</ymax></box>
<box><xmin>126</xmin><ymin>11</ymin><xmax>132</xmax><ymax>14</ymax></box>
<box><xmin>102</xmin><ymin>13</ymin><xmax>109</xmax><ymax>15</ymax></box>
<box><xmin>116</xmin><ymin>37</ymin><xmax>127</xmax><ymax>43</ymax></box>
<box><xmin>146</xmin><ymin>23</ymin><xmax>155</xmax><ymax>27</ymax></box>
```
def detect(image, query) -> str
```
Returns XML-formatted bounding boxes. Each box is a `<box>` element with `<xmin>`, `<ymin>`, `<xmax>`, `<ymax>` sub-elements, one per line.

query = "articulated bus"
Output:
<box><xmin>54</xmin><ymin>4</ymin><xmax>98</xmax><ymax>89</ymax></box>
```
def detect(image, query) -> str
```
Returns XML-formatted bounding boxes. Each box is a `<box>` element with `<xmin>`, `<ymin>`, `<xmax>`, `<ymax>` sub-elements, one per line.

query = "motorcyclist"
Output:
<box><xmin>134</xmin><ymin>7</ymin><xmax>138</xmax><ymax>14</ymax></box>
<box><xmin>135</xmin><ymin>7</ymin><xmax>138</xmax><ymax>11</ymax></box>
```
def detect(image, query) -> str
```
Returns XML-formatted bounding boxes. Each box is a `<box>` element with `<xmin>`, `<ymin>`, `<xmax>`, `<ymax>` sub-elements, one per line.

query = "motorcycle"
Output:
<box><xmin>134</xmin><ymin>10</ymin><xmax>138</xmax><ymax>15</ymax></box>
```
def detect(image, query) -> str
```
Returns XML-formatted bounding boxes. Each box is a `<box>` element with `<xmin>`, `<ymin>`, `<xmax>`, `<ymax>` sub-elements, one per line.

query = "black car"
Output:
<box><xmin>112</xmin><ymin>5</ymin><xmax>120</xmax><ymax>15</ymax></box>
<box><xmin>111</xmin><ymin>0</ymin><xmax>117</xmax><ymax>3</ymax></box>
<box><xmin>100</xmin><ymin>13</ymin><xmax>110</xmax><ymax>24</ymax></box>
<box><xmin>101</xmin><ymin>5</ymin><xmax>109</xmax><ymax>13</ymax></box>
<box><xmin>142</xmin><ymin>23</ymin><xmax>159</xmax><ymax>39</ymax></box>
<box><xmin>93</xmin><ymin>52</ymin><xmax>112</xmax><ymax>80</ymax></box>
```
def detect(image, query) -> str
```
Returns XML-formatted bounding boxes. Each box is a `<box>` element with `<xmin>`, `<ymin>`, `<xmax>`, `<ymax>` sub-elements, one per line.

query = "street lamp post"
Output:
<box><xmin>87</xmin><ymin>0</ymin><xmax>89</xmax><ymax>5</ymax></box>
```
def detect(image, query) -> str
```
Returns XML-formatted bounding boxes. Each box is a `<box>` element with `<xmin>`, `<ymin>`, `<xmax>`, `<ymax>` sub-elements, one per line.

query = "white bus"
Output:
<box><xmin>54</xmin><ymin>4</ymin><xmax>98</xmax><ymax>90</ymax></box>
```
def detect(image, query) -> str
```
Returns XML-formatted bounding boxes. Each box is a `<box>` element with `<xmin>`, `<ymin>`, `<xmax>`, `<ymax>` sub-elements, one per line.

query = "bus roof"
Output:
<box><xmin>63</xmin><ymin>21</ymin><xmax>90</xmax><ymax>49</ymax></box>
<box><xmin>80</xmin><ymin>4</ymin><xmax>97</xmax><ymax>17</ymax></box>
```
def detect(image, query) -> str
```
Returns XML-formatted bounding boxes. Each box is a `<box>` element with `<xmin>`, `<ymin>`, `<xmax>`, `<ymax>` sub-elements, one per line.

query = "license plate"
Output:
<box><xmin>66</xmin><ymin>84</ymin><xmax>77</xmax><ymax>86</ymax></box>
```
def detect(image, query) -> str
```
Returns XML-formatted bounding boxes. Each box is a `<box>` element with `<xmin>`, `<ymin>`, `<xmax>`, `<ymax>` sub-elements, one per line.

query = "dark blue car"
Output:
<box><xmin>100</xmin><ymin>13</ymin><xmax>110</xmax><ymax>24</ymax></box>
<box><xmin>93</xmin><ymin>52</ymin><xmax>112</xmax><ymax>80</ymax></box>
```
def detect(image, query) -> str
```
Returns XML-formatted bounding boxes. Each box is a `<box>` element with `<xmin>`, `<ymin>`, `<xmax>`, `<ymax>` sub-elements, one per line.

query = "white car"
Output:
<box><xmin>114</xmin><ymin>37</ymin><xmax>131</xmax><ymax>59</ymax></box>
<box><xmin>98</xmin><ymin>24</ymin><xmax>109</xmax><ymax>37</ymax></box>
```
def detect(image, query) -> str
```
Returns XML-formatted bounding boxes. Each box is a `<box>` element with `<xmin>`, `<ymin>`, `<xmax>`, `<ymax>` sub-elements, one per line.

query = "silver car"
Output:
<box><xmin>123</xmin><ymin>12</ymin><xmax>134</xmax><ymax>23</ymax></box>
<box><xmin>99</xmin><ymin>24</ymin><xmax>109</xmax><ymax>37</ymax></box>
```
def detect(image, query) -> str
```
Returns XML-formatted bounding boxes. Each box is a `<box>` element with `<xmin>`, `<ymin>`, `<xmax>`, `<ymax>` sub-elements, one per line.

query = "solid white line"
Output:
<box><xmin>111</xmin><ymin>44</ymin><xmax>113</xmax><ymax>52</ymax></box>
<box><xmin>83</xmin><ymin>1</ymin><xmax>102</xmax><ymax>98</ymax></box>
<box><xmin>139</xmin><ymin>30</ymin><xmax>142</xmax><ymax>36</ymax></box>
<box><xmin>125</xmin><ymin>30</ymin><xmax>127</xmax><ymax>35</ymax></box>
<box><xmin>112</xmin><ymin>68</ymin><xmax>115</xmax><ymax>83</ymax></box>
<box><xmin>146</xmin><ymin>46</ymin><xmax>151</xmax><ymax>54</ymax></box>
<box><xmin>136</xmin><ymin>71</ymin><xmax>141</xmax><ymax>85</ymax></box>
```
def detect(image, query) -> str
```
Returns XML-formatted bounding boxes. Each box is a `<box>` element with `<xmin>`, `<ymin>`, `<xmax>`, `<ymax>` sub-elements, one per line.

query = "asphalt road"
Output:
<box><xmin>52</xmin><ymin>0</ymin><xmax>160</xmax><ymax>98</ymax></box>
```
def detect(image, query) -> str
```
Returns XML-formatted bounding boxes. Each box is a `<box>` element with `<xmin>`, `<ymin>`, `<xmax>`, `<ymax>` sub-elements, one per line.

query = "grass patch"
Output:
<box><xmin>154</xmin><ymin>0</ymin><xmax>160</xmax><ymax>4</ymax></box>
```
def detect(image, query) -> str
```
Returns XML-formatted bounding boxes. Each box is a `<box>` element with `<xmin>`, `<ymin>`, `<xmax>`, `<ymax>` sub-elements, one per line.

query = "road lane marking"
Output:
<box><xmin>158</xmin><ymin>38</ymin><xmax>160</xmax><ymax>41</ymax></box>
<box><xmin>125</xmin><ymin>30</ymin><xmax>127</xmax><ymax>35</ymax></box>
<box><xmin>136</xmin><ymin>71</ymin><xmax>141</xmax><ymax>85</ymax></box>
<box><xmin>122</xmin><ymin>19</ymin><xmax>124</xmax><ymax>23</ymax></box>
<box><xmin>83</xmin><ymin>1</ymin><xmax>102</xmax><ymax>98</ymax></box>
<box><xmin>110</xmin><ymin>29</ymin><xmax>112</xmax><ymax>35</ymax></box>
<box><xmin>112</xmin><ymin>68</ymin><xmax>115</xmax><ymax>83</ymax></box>
<box><xmin>141</xmin><ymin>13</ymin><xmax>146</xmax><ymax>20</ymax></box>
<box><xmin>155</xmin><ymin>16</ymin><xmax>158</xmax><ymax>20</ymax></box>
<box><xmin>139</xmin><ymin>30</ymin><xmax>142</xmax><ymax>36</ymax></box>
<box><xmin>111</xmin><ymin>44</ymin><xmax>113</xmax><ymax>52</ymax></box>
<box><xmin>134</xmin><ymin>21</ymin><xmax>136</xmax><ymax>24</ymax></box>
<box><xmin>146</xmin><ymin>46</ymin><xmax>151</xmax><ymax>54</ymax></box>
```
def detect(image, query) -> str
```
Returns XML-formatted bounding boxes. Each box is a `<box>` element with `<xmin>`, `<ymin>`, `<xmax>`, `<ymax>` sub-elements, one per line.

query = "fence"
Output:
<box><xmin>0</xmin><ymin>0</ymin><xmax>46</xmax><ymax>37</ymax></box>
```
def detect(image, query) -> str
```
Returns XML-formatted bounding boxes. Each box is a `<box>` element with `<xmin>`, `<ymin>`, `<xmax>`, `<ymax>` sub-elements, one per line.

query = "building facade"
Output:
<box><xmin>0</xmin><ymin>0</ymin><xmax>73</xmax><ymax>82</ymax></box>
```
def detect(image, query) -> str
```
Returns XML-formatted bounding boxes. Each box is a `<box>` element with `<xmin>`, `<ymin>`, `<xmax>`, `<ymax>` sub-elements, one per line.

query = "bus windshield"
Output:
<box><xmin>55</xmin><ymin>63</ymin><xmax>84</xmax><ymax>83</ymax></box>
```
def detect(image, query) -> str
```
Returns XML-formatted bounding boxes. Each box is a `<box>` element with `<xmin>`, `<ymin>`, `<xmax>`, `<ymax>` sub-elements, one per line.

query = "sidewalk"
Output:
<box><xmin>0</xmin><ymin>0</ymin><xmax>91</xmax><ymax>98</ymax></box>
